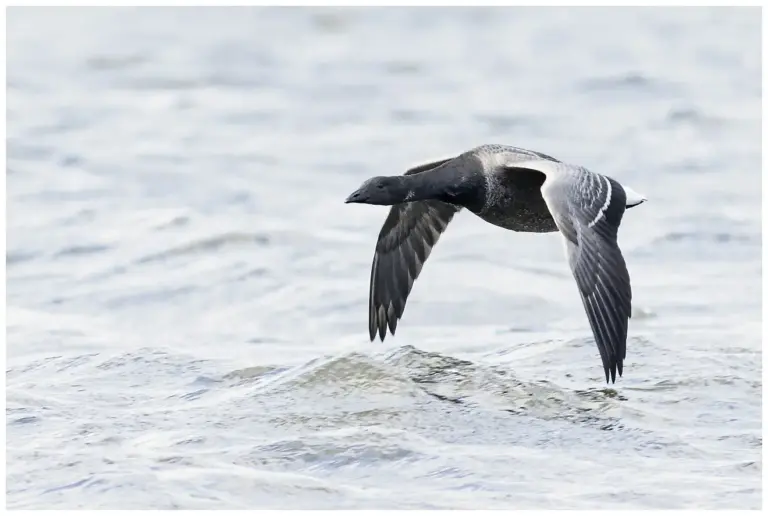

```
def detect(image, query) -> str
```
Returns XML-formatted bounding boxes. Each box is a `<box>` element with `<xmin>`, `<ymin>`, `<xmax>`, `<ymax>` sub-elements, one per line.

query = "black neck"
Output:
<box><xmin>397</xmin><ymin>158</ymin><xmax>486</xmax><ymax>212</ymax></box>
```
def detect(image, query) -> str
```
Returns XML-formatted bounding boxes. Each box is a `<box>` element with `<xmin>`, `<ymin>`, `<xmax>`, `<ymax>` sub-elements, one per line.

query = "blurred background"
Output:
<box><xmin>6</xmin><ymin>7</ymin><xmax>761</xmax><ymax>510</ymax></box>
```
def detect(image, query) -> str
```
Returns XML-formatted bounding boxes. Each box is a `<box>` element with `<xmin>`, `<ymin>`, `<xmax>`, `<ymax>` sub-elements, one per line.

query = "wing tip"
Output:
<box><xmin>368</xmin><ymin>304</ymin><xmax>377</xmax><ymax>341</ymax></box>
<box><xmin>369</xmin><ymin>301</ymin><xmax>404</xmax><ymax>342</ymax></box>
<box><xmin>368</xmin><ymin>321</ymin><xmax>400</xmax><ymax>343</ymax></box>
<box><xmin>377</xmin><ymin>321</ymin><xmax>386</xmax><ymax>341</ymax></box>
<box><xmin>603</xmin><ymin>359</ymin><xmax>625</xmax><ymax>385</ymax></box>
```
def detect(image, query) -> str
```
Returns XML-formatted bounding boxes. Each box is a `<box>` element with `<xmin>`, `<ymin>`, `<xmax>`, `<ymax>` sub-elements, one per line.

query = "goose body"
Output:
<box><xmin>345</xmin><ymin>144</ymin><xmax>646</xmax><ymax>384</ymax></box>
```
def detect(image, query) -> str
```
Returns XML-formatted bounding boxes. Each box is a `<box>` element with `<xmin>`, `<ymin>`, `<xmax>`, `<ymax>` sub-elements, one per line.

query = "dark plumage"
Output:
<box><xmin>345</xmin><ymin>144</ymin><xmax>646</xmax><ymax>384</ymax></box>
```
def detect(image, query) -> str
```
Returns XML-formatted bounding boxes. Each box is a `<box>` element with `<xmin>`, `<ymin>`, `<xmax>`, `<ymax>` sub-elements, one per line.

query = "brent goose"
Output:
<box><xmin>345</xmin><ymin>144</ymin><xmax>646</xmax><ymax>383</ymax></box>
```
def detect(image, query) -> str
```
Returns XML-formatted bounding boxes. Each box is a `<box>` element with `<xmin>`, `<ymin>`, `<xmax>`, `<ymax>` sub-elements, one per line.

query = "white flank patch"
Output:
<box><xmin>623</xmin><ymin>184</ymin><xmax>648</xmax><ymax>207</ymax></box>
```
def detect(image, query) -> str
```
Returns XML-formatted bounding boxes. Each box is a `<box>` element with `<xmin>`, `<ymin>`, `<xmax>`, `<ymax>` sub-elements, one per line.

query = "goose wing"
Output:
<box><xmin>368</xmin><ymin>157</ymin><xmax>461</xmax><ymax>341</ymax></box>
<box><xmin>504</xmin><ymin>160</ymin><xmax>633</xmax><ymax>383</ymax></box>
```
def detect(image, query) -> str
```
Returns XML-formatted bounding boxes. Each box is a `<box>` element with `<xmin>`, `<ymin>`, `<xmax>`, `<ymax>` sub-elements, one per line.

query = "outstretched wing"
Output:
<box><xmin>369</xmin><ymin>158</ymin><xmax>460</xmax><ymax>341</ymax></box>
<box><xmin>505</xmin><ymin>162</ymin><xmax>633</xmax><ymax>383</ymax></box>
<box><xmin>548</xmin><ymin>172</ymin><xmax>632</xmax><ymax>383</ymax></box>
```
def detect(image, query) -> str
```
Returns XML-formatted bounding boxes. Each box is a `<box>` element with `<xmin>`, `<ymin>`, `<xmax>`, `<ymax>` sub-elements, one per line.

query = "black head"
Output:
<box><xmin>345</xmin><ymin>176</ymin><xmax>408</xmax><ymax>206</ymax></box>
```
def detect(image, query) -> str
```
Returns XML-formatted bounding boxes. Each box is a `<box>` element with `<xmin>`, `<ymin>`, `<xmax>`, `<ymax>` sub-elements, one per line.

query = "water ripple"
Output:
<box><xmin>6</xmin><ymin>6</ymin><xmax>760</xmax><ymax>510</ymax></box>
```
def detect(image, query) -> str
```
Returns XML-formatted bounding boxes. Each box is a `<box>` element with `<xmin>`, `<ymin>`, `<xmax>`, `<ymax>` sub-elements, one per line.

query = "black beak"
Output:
<box><xmin>345</xmin><ymin>190</ymin><xmax>364</xmax><ymax>204</ymax></box>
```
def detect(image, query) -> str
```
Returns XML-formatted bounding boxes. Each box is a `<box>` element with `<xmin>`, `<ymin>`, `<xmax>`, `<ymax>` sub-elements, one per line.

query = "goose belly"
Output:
<box><xmin>476</xmin><ymin>193</ymin><xmax>558</xmax><ymax>233</ymax></box>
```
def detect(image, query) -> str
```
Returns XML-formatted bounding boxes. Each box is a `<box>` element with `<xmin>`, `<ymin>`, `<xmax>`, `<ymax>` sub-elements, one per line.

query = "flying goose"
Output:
<box><xmin>345</xmin><ymin>144</ymin><xmax>646</xmax><ymax>383</ymax></box>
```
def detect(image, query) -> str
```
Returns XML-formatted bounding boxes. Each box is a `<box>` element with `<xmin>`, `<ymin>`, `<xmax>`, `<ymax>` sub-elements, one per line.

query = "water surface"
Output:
<box><xmin>6</xmin><ymin>7</ymin><xmax>761</xmax><ymax>509</ymax></box>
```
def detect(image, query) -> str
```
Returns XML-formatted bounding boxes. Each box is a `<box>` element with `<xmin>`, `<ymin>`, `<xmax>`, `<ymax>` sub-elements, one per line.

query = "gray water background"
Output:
<box><xmin>6</xmin><ymin>7</ymin><xmax>762</xmax><ymax>509</ymax></box>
